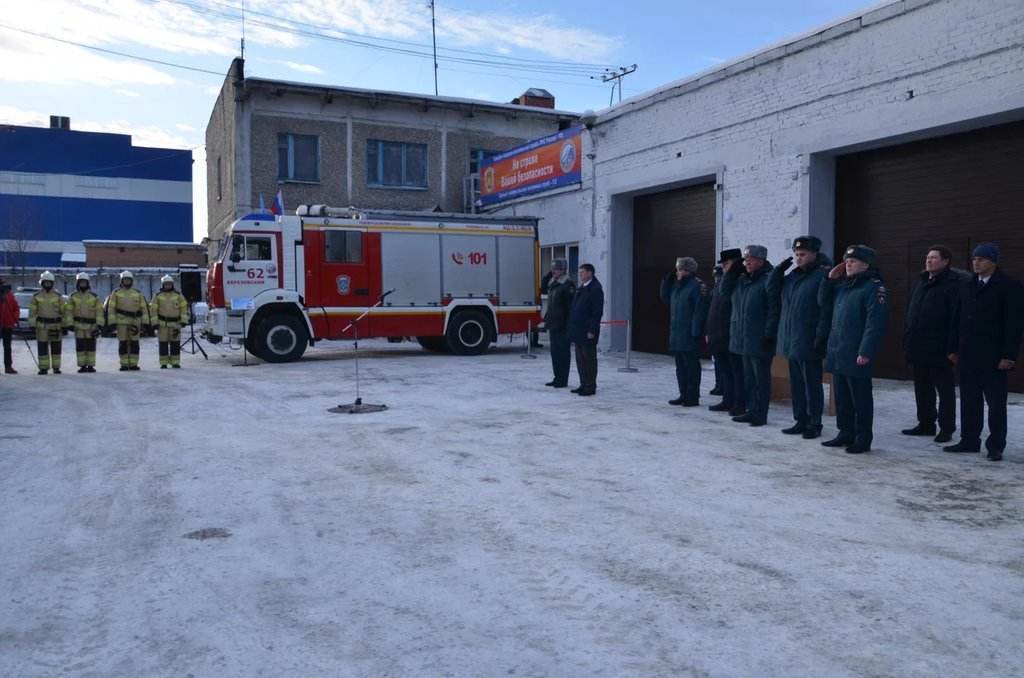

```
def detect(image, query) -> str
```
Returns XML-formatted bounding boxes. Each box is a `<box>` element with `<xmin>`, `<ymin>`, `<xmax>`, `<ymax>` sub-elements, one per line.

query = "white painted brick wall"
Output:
<box><xmin>499</xmin><ymin>0</ymin><xmax>1024</xmax><ymax>348</ymax></box>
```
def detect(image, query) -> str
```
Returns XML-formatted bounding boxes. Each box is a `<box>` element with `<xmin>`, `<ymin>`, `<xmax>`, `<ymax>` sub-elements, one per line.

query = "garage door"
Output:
<box><xmin>632</xmin><ymin>183</ymin><xmax>716</xmax><ymax>355</ymax></box>
<box><xmin>835</xmin><ymin>120</ymin><xmax>1024</xmax><ymax>391</ymax></box>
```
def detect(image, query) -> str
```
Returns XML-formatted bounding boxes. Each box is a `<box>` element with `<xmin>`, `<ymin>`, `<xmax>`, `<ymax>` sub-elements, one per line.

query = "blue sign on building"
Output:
<box><xmin>0</xmin><ymin>121</ymin><xmax>193</xmax><ymax>268</ymax></box>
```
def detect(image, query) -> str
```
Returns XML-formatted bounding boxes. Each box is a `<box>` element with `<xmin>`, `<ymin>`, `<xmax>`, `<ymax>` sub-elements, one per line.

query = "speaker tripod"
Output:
<box><xmin>181</xmin><ymin>302</ymin><xmax>208</xmax><ymax>359</ymax></box>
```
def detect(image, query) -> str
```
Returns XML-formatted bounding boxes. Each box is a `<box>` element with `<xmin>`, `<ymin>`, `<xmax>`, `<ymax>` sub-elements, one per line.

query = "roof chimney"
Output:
<box><xmin>49</xmin><ymin>115</ymin><xmax>70</xmax><ymax>130</ymax></box>
<box><xmin>511</xmin><ymin>88</ymin><xmax>555</xmax><ymax>109</ymax></box>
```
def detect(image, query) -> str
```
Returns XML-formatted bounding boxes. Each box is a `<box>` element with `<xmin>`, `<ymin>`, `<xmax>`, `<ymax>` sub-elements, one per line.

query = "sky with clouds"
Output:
<box><xmin>1</xmin><ymin>0</ymin><xmax>874</xmax><ymax>242</ymax></box>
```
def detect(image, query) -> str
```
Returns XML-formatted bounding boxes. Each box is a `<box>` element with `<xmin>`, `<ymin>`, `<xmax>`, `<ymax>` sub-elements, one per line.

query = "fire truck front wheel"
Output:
<box><xmin>253</xmin><ymin>313</ymin><xmax>308</xmax><ymax>363</ymax></box>
<box><xmin>445</xmin><ymin>310</ymin><xmax>493</xmax><ymax>356</ymax></box>
<box><xmin>416</xmin><ymin>336</ymin><xmax>450</xmax><ymax>353</ymax></box>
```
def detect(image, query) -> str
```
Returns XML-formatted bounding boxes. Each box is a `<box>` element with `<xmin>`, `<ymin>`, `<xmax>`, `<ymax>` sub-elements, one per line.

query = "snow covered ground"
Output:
<box><xmin>1</xmin><ymin>336</ymin><xmax>1023</xmax><ymax>677</ymax></box>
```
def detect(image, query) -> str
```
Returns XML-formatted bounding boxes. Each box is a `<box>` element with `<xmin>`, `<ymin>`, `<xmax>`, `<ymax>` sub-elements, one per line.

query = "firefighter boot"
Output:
<box><xmin>159</xmin><ymin>340</ymin><xmax>169</xmax><ymax>368</ymax></box>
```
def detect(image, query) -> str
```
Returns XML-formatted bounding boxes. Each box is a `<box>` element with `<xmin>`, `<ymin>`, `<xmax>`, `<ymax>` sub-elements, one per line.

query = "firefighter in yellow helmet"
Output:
<box><xmin>63</xmin><ymin>272</ymin><xmax>104</xmax><ymax>373</ymax></box>
<box><xmin>105</xmin><ymin>270</ymin><xmax>150</xmax><ymax>371</ymax></box>
<box><xmin>28</xmin><ymin>271</ymin><xmax>64</xmax><ymax>374</ymax></box>
<box><xmin>150</xmin><ymin>275</ymin><xmax>189</xmax><ymax>369</ymax></box>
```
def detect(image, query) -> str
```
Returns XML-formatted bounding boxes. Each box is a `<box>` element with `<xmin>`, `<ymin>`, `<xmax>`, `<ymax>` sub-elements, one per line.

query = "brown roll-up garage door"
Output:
<box><xmin>632</xmin><ymin>183</ymin><xmax>716</xmax><ymax>355</ymax></box>
<box><xmin>835</xmin><ymin>120</ymin><xmax>1024</xmax><ymax>391</ymax></box>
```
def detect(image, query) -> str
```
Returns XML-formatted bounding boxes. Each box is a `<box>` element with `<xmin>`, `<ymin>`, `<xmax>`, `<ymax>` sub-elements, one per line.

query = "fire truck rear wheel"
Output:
<box><xmin>445</xmin><ymin>310</ymin><xmax>492</xmax><ymax>356</ymax></box>
<box><xmin>254</xmin><ymin>313</ymin><xmax>308</xmax><ymax>363</ymax></box>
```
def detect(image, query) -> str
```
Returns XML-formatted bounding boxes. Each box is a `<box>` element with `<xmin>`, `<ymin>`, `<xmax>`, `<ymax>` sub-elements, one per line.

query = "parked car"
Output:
<box><xmin>13</xmin><ymin>289</ymin><xmax>36</xmax><ymax>335</ymax></box>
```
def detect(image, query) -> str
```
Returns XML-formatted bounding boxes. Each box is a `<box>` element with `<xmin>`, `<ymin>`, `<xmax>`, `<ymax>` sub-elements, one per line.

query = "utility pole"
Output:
<box><xmin>429</xmin><ymin>1</ymin><xmax>439</xmax><ymax>95</ymax></box>
<box><xmin>594</xmin><ymin>65</ymin><xmax>638</xmax><ymax>105</ymax></box>
<box><xmin>240</xmin><ymin>0</ymin><xmax>246</xmax><ymax>59</ymax></box>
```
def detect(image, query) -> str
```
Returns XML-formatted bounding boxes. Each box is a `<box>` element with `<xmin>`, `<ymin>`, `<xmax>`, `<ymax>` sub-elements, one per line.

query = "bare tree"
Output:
<box><xmin>2</xmin><ymin>205</ymin><xmax>41</xmax><ymax>275</ymax></box>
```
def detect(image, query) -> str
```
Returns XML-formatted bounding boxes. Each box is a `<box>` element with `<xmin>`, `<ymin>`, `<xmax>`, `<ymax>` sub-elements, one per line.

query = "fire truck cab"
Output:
<box><xmin>204</xmin><ymin>206</ymin><xmax>541</xmax><ymax>362</ymax></box>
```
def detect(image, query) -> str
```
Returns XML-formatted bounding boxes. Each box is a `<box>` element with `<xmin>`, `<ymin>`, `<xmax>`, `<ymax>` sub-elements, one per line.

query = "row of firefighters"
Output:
<box><xmin>27</xmin><ymin>270</ymin><xmax>189</xmax><ymax>373</ymax></box>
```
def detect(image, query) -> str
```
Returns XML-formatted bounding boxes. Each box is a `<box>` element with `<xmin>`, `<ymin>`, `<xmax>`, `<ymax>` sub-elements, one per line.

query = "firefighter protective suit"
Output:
<box><xmin>106</xmin><ymin>272</ymin><xmax>150</xmax><ymax>370</ymax></box>
<box><xmin>64</xmin><ymin>274</ymin><xmax>104</xmax><ymax>372</ymax></box>
<box><xmin>28</xmin><ymin>272</ymin><xmax>64</xmax><ymax>374</ymax></box>
<box><xmin>150</xmin><ymin>278</ymin><xmax>189</xmax><ymax>368</ymax></box>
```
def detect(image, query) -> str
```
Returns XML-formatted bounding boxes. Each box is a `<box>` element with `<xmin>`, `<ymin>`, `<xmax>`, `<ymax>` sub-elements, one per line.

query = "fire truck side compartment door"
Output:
<box><xmin>497</xmin><ymin>236</ymin><xmax>536</xmax><ymax>306</ymax></box>
<box><xmin>380</xmin><ymin>233</ymin><xmax>441</xmax><ymax>305</ymax></box>
<box><xmin>441</xmin><ymin>234</ymin><xmax>497</xmax><ymax>298</ymax></box>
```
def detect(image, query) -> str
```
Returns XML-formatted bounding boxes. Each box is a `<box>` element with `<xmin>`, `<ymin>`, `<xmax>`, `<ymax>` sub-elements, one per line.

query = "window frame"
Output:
<box><xmin>366</xmin><ymin>139</ymin><xmax>429</xmax><ymax>190</ymax></box>
<box><xmin>324</xmin><ymin>230</ymin><xmax>364</xmax><ymax>264</ymax></box>
<box><xmin>277</xmin><ymin>133</ymin><xmax>321</xmax><ymax>184</ymax></box>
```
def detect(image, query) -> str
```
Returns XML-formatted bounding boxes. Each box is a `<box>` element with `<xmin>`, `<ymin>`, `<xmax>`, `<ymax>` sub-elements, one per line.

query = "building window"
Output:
<box><xmin>540</xmin><ymin>243</ymin><xmax>580</xmax><ymax>282</ymax></box>
<box><xmin>367</xmin><ymin>140</ymin><xmax>428</xmax><ymax>188</ymax></box>
<box><xmin>216</xmin><ymin>156</ymin><xmax>222</xmax><ymax>201</ymax></box>
<box><xmin>277</xmin><ymin>133</ymin><xmax>320</xmax><ymax>183</ymax></box>
<box><xmin>324</xmin><ymin>230</ymin><xmax>363</xmax><ymax>263</ymax></box>
<box><xmin>469</xmin><ymin>149</ymin><xmax>499</xmax><ymax>175</ymax></box>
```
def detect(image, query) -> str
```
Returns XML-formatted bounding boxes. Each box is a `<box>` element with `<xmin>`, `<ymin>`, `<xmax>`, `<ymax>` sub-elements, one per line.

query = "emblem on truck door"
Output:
<box><xmin>337</xmin><ymin>275</ymin><xmax>351</xmax><ymax>295</ymax></box>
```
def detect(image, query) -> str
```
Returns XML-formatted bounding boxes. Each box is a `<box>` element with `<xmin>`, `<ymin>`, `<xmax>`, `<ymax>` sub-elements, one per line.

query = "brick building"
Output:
<box><xmin>83</xmin><ymin>240</ymin><xmax>207</xmax><ymax>268</ymax></box>
<box><xmin>497</xmin><ymin>0</ymin><xmax>1024</xmax><ymax>389</ymax></box>
<box><xmin>205</xmin><ymin>58</ymin><xmax>576</xmax><ymax>257</ymax></box>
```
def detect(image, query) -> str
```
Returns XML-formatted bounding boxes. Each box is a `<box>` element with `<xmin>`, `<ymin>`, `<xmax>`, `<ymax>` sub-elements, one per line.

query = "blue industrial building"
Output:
<box><xmin>0</xmin><ymin>118</ymin><xmax>192</xmax><ymax>268</ymax></box>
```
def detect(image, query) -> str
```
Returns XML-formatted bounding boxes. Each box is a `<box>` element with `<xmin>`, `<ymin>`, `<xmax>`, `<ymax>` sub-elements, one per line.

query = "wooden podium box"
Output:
<box><xmin>770</xmin><ymin>356</ymin><xmax>836</xmax><ymax>416</ymax></box>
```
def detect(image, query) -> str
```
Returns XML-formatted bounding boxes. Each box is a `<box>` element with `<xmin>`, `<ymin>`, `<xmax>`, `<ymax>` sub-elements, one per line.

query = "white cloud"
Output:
<box><xmin>0</xmin><ymin>105</ymin><xmax>49</xmax><ymax>127</ymax></box>
<box><xmin>206</xmin><ymin>85</ymin><xmax>223</xmax><ymax>96</ymax></box>
<box><xmin>175</xmin><ymin>123</ymin><xmax>197</xmax><ymax>132</ymax></box>
<box><xmin>0</xmin><ymin>31</ymin><xmax>175</xmax><ymax>86</ymax></box>
<box><xmin>115</xmin><ymin>89</ymin><xmax>141</xmax><ymax>97</ymax></box>
<box><xmin>283</xmin><ymin>61</ymin><xmax>323</xmax><ymax>74</ymax></box>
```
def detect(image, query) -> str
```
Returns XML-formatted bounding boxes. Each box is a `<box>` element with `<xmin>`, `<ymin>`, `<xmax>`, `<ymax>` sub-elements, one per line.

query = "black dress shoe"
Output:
<box><xmin>987</xmin><ymin>451</ymin><xmax>1003</xmax><ymax>462</ymax></box>
<box><xmin>708</xmin><ymin>402</ymin><xmax>732</xmax><ymax>412</ymax></box>
<box><xmin>802</xmin><ymin>426</ymin><xmax>822</xmax><ymax>440</ymax></box>
<box><xmin>933</xmin><ymin>430</ymin><xmax>953</xmax><ymax>444</ymax></box>
<box><xmin>822</xmin><ymin>436</ymin><xmax>853</xmax><ymax>448</ymax></box>
<box><xmin>577</xmin><ymin>389</ymin><xmax>595</xmax><ymax>396</ymax></box>
<box><xmin>668</xmin><ymin>396</ymin><xmax>685</xmax><ymax>405</ymax></box>
<box><xmin>901</xmin><ymin>424</ymin><xmax>936</xmax><ymax>436</ymax></box>
<box><xmin>732</xmin><ymin>413</ymin><xmax>753</xmax><ymax>423</ymax></box>
<box><xmin>570</xmin><ymin>387</ymin><xmax>582</xmax><ymax>394</ymax></box>
<box><xmin>781</xmin><ymin>423</ymin><xmax>806</xmax><ymax>435</ymax></box>
<box><xmin>709</xmin><ymin>387</ymin><xmax>723</xmax><ymax>396</ymax></box>
<box><xmin>682</xmin><ymin>401</ymin><xmax>700</xmax><ymax>408</ymax></box>
<box><xmin>545</xmin><ymin>381</ymin><xmax>557</xmax><ymax>387</ymax></box>
<box><xmin>729</xmin><ymin>408</ymin><xmax>747</xmax><ymax>418</ymax></box>
<box><xmin>846</xmin><ymin>441</ymin><xmax>871</xmax><ymax>454</ymax></box>
<box><xmin>748</xmin><ymin>418</ymin><xmax>766</xmax><ymax>427</ymax></box>
<box><xmin>943</xmin><ymin>442</ymin><xmax>980</xmax><ymax>453</ymax></box>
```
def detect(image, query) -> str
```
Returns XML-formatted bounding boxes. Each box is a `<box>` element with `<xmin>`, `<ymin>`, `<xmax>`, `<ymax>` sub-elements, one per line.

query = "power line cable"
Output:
<box><xmin>186</xmin><ymin>0</ymin><xmax>619</xmax><ymax>69</ymax></box>
<box><xmin>156</xmin><ymin>0</ymin><xmax>614</xmax><ymax>77</ymax></box>
<box><xmin>0</xmin><ymin>23</ymin><xmax>226</xmax><ymax>77</ymax></box>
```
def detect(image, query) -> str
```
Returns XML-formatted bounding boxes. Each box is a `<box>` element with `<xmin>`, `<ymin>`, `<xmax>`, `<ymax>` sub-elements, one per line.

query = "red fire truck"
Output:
<box><xmin>204</xmin><ymin>205</ymin><xmax>541</xmax><ymax>362</ymax></box>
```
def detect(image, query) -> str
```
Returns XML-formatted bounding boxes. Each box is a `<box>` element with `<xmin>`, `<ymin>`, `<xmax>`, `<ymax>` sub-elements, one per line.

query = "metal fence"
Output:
<box><xmin>1</xmin><ymin>267</ymin><xmax>207</xmax><ymax>301</ymax></box>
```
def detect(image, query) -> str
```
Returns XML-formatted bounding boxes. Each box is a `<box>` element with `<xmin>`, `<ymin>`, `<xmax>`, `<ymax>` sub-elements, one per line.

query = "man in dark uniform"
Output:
<box><xmin>720</xmin><ymin>245</ymin><xmax>774</xmax><ymax>427</ymax></box>
<box><xmin>706</xmin><ymin>249</ymin><xmax>744</xmax><ymax>414</ymax></box>
<box><xmin>767</xmin><ymin>236</ymin><xmax>832</xmax><ymax>439</ymax></box>
<box><xmin>818</xmin><ymin>245</ymin><xmax>889</xmax><ymax>454</ymax></box>
<box><xmin>568</xmin><ymin>263</ymin><xmax>604</xmax><ymax>396</ymax></box>
<box><xmin>944</xmin><ymin>243</ymin><xmax>1024</xmax><ymax>461</ymax></box>
<box><xmin>901</xmin><ymin>245</ymin><xmax>963</xmax><ymax>443</ymax></box>
<box><xmin>542</xmin><ymin>259</ymin><xmax>576</xmax><ymax>388</ymax></box>
<box><xmin>660</xmin><ymin>256</ymin><xmax>708</xmax><ymax>407</ymax></box>
<box><xmin>709</xmin><ymin>264</ymin><xmax>725</xmax><ymax>397</ymax></box>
